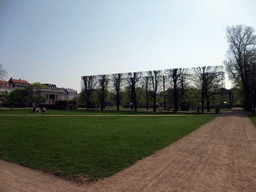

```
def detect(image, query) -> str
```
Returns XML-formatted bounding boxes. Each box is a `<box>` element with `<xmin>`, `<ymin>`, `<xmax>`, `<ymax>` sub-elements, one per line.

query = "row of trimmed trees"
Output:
<box><xmin>81</xmin><ymin>66</ymin><xmax>225</xmax><ymax>113</ymax></box>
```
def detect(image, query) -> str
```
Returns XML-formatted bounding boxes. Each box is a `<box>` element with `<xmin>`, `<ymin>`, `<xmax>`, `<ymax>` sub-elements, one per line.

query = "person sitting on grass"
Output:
<box><xmin>35</xmin><ymin>107</ymin><xmax>41</xmax><ymax>112</ymax></box>
<box><xmin>42</xmin><ymin>107</ymin><xmax>47</xmax><ymax>113</ymax></box>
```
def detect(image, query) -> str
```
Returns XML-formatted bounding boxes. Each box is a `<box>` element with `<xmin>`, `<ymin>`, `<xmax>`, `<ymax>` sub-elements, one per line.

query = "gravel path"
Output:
<box><xmin>1</xmin><ymin>108</ymin><xmax>256</xmax><ymax>191</ymax></box>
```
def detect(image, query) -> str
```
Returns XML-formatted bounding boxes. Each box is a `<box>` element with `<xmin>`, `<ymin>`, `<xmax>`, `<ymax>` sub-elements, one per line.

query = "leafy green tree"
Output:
<box><xmin>26</xmin><ymin>82</ymin><xmax>49</xmax><ymax>89</ymax></box>
<box><xmin>231</xmin><ymin>85</ymin><xmax>244</xmax><ymax>107</ymax></box>
<box><xmin>136</xmin><ymin>86</ymin><xmax>146</xmax><ymax>104</ymax></box>
<box><xmin>31</xmin><ymin>95</ymin><xmax>47</xmax><ymax>106</ymax></box>
<box><xmin>121</xmin><ymin>86</ymin><xmax>131</xmax><ymax>104</ymax></box>
<box><xmin>0</xmin><ymin>91</ymin><xmax>8</xmax><ymax>104</ymax></box>
<box><xmin>184</xmin><ymin>87</ymin><xmax>201</xmax><ymax>111</ymax></box>
<box><xmin>25</xmin><ymin>82</ymin><xmax>48</xmax><ymax>107</ymax></box>
<box><xmin>7</xmin><ymin>89</ymin><xmax>29</xmax><ymax>110</ymax></box>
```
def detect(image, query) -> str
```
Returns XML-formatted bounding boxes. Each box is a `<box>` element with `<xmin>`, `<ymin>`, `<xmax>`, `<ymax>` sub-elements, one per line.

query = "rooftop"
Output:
<box><xmin>10</xmin><ymin>78</ymin><xmax>29</xmax><ymax>85</ymax></box>
<box><xmin>0</xmin><ymin>80</ymin><xmax>13</xmax><ymax>88</ymax></box>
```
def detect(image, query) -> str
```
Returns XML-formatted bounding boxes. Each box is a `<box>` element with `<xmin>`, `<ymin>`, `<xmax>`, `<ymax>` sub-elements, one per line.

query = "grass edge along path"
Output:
<box><xmin>0</xmin><ymin>115</ymin><xmax>216</xmax><ymax>182</ymax></box>
<box><xmin>249</xmin><ymin>114</ymin><xmax>256</xmax><ymax>127</ymax></box>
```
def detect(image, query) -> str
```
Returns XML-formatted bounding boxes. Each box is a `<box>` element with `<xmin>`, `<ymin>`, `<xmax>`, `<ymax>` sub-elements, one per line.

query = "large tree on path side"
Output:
<box><xmin>224</xmin><ymin>25</ymin><xmax>256</xmax><ymax>111</ymax></box>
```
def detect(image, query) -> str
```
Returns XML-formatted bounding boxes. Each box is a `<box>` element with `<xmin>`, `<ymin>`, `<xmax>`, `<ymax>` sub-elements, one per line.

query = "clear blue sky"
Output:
<box><xmin>1</xmin><ymin>0</ymin><xmax>256</xmax><ymax>92</ymax></box>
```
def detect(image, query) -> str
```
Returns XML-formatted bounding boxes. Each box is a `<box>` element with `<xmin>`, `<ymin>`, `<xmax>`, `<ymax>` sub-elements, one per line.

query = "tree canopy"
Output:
<box><xmin>26</xmin><ymin>82</ymin><xmax>50</xmax><ymax>89</ymax></box>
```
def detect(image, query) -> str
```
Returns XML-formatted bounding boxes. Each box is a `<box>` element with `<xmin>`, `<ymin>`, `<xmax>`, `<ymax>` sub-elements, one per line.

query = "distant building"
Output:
<box><xmin>0</xmin><ymin>80</ymin><xmax>15</xmax><ymax>94</ymax></box>
<box><xmin>65</xmin><ymin>88</ymin><xmax>78</xmax><ymax>100</ymax></box>
<box><xmin>28</xmin><ymin>84</ymin><xmax>65</xmax><ymax>104</ymax></box>
<box><xmin>0</xmin><ymin>78</ymin><xmax>29</xmax><ymax>94</ymax></box>
<box><xmin>0</xmin><ymin>78</ymin><xmax>30</xmax><ymax>104</ymax></box>
<box><xmin>1</xmin><ymin>77</ymin><xmax>77</xmax><ymax>105</ymax></box>
<box><xmin>28</xmin><ymin>84</ymin><xmax>78</xmax><ymax>104</ymax></box>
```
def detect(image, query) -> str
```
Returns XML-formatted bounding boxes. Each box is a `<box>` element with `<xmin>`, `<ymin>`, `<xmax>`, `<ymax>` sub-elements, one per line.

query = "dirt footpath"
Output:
<box><xmin>1</xmin><ymin>108</ymin><xmax>256</xmax><ymax>191</ymax></box>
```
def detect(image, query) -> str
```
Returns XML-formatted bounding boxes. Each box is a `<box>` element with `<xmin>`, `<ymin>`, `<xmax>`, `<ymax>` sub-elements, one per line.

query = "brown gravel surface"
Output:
<box><xmin>1</xmin><ymin>108</ymin><xmax>256</xmax><ymax>192</ymax></box>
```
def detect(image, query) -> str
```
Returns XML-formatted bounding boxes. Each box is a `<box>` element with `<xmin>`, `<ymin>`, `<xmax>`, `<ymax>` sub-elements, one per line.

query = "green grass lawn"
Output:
<box><xmin>0</xmin><ymin>110</ymin><xmax>216</xmax><ymax>182</ymax></box>
<box><xmin>249</xmin><ymin>115</ymin><xmax>256</xmax><ymax>127</ymax></box>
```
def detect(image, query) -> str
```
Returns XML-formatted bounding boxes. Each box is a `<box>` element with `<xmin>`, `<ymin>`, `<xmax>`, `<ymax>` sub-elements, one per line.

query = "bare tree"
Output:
<box><xmin>143</xmin><ymin>76</ymin><xmax>150</xmax><ymax>110</ymax></box>
<box><xmin>112</xmin><ymin>73</ymin><xmax>123</xmax><ymax>111</ymax></box>
<box><xmin>148</xmin><ymin>70</ymin><xmax>162</xmax><ymax>112</ymax></box>
<box><xmin>0</xmin><ymin>64</ymin><xmax>7</xmax><ymax>80</ymax></box>
<box><xmin>179</xmin><ymin>68</ymin><xmax>190</xmax><ymax>111</ymax></box>
<box><xmin>224</xmin><ymin>25</ymin><xmax>256</xmax><ymax>111</ymax></box>
<box><xmin>168</xmin><ymin>68</ymin><xmax>184</xmax><ymax>112</ymax></box>
<box><xmin>193</xmin><ymin>66</ymin><xmax>224</xmax><ymax>113</ymax></box>
<box><xmin>126</xmin><ymin>72</ymin><xmax>141</xmax><ymax>111</ymax></box>
<box><xmin>162</xmin><ymin>75</ymin><xmax>167</xmax><ymax>110</ymax></box>
<box><xmin>81</xmin><ymin>76</ymin><xmax>97</xmax><ymax>110</ymax></box>
<box><xmin>97</xmin><ymin>75</ymin><xmax>109</xmax><ymax>110</ymax></box>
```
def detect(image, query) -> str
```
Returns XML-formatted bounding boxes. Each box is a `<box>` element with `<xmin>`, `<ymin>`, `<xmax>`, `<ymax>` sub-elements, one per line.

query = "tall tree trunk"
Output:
<box><xmin>244</xmin><ymin>85</ymin><xmax>252</xmax><ymax>111</ymax></box>
<box><xmin>153</xmin><ymin>93</ymin><xmax>156</xmax><ymax>112</ymax></box>
<box><xmin>101</xmin><ymin>89</ymin><xmax>104</xmax><ymax>110</ymax></box>
<box><xmin>86</xmin><ymin>100</ymin><xmax>90</xmax><ymax>110</ymax></box>
<box><xmin>131</xmin><ymin>86</ymin><xmax>134</xmax><ymax>110</ymax></box>
<box><xmin>117</xmin><ymin>91</ymin><xmax>120</xmax><ymax>111</ymax></box>
<box><xmin>206</xmin><ymin>94</ymin><xmax>210</xmax><ymax>112</ymax></box>
<box><xmin>163</xmin><ymin>76</ymin><xmax>166</xmax><ymax>110</ymax></box>
<box><xmin>134</xmin><ymin>90</ymin><xmax>137</xmax><ymax>111</ymax></box>
<box><xmin>229</xmin><ymin>91</ymin><xmax>233</xmax><ymax>108</ymax></box>
<box><xmin>201</xmin><ymin>90</ymin><xmax>205</xmax><ymax>114</ymax></box>
<box><xmin>146</xmin><ymin>77</ymin><xmax>149</xmax><ymax>110</ymax></box>
<box><xmin>180</xmin><ymin>76</ymin><xmax>186</xmax><ymax>111</ymax></box>
<box><xmin>113</xmin><ymin>73</ymin><xmax>122</xmax><ymax>111</ymax></box>
<box><xmin>174</xmin><ymin>79</ymin><xmax>178</xmax><ymax>113</ymax></box>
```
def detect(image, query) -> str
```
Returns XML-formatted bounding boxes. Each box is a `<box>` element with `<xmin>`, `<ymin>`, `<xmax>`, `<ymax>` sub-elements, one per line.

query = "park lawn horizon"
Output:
<box><xmin>0</xmin><ymin>114</ymin><xmax>216</xmax><ymax>182</ymax></box>
<box><xmin>0</xmin><ymin>108</ymin><xmax>228</xmax><ymax>115</ymax></box>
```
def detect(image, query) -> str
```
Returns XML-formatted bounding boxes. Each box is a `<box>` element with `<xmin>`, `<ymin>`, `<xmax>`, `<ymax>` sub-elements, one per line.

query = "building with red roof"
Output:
<box><xmin>1</xmin><ymin>77</ymin><xmax>77</xmax><ymax>105</ymax></box>
<box><xmin>9</xmin><ymin>78</ymin><xmax>30</xmax><ymax>88</ymax></box>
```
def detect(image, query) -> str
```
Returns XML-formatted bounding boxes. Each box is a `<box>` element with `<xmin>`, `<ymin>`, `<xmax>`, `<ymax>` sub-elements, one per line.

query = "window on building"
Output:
<box><xmin>50</xmin><ymin>95</ymin><xmax>55</xmax><ymax>99</ymax></box>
